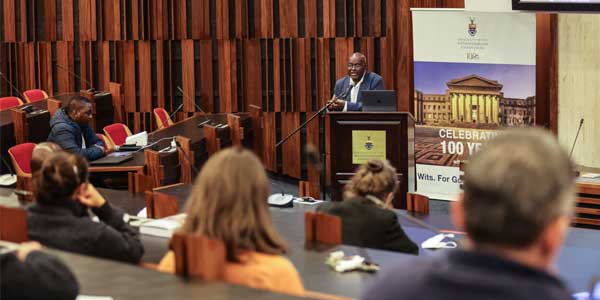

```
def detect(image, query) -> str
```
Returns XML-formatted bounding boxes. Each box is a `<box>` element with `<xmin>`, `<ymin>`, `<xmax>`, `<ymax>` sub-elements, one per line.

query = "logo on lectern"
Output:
<box><xmin>364</xmin><ymin>136</ymin><xmax>374</xmax><ymax>150</ymax></box>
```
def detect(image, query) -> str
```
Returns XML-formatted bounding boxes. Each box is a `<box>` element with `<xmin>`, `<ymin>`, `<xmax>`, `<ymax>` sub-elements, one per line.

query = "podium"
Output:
<box><xmin>326</xmin><ymin>112</ymin><xmax>415</xmax><ymax>209</ymax></box>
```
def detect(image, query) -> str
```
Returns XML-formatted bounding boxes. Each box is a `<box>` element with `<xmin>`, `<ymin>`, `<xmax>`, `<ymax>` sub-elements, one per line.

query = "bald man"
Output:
<box><xmin>330</xmin><ymin>52</ymin><xmax>384</xmax><ymax>111</ymax></box>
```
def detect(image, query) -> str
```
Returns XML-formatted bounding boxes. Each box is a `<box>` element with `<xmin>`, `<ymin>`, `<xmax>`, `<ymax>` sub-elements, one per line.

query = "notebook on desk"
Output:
<box><xmin>89</xmin><ymin>152</ymin><xmax>133</xmax><ymax>166</ymax></box>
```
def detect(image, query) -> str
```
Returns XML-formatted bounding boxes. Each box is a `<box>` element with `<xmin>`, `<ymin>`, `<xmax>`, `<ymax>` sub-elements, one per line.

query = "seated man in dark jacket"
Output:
<box><xmin>1</xmin><ymin>241</ymin><xmax>79</xmax><ymax>300</ymax></box>
<box><xmin>47</xmin><ymin>96</ymin><xmax>108</xmax><ymax>161</ymax></box>
<box><xmin>364</xmin><ymin>128</ymin><xmax>576</xmax><ymax>300</ymax></box>
<box><xmin>318</xmin><ymin>160</ymin><xmax>418</xmax><ymax>254</ymax></box>
<box><xmin>27</xmin><ymin>151</ymin><xmax>144</xmax><ymax>264</ymax></box>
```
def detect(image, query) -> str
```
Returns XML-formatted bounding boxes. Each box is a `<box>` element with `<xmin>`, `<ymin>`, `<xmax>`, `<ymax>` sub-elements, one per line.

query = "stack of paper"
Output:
<box><xmin>139</xmin><ymin>213</ymin><xmax>186</xmax><ymax>238</ymax></box>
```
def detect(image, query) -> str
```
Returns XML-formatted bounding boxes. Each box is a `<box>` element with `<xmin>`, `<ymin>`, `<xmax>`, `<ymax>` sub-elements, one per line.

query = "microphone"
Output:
<box><xmin>134</xmin><ymin>136</ymin><xmax>178</xmax><ymax>153</ymax></box>
<box><xmin>569</xmin><ymin>118</ymin><xmax>584</xmax><ymax>159</ymax></box>
<box><xmin>176</xmin><ymin>86</ymin><xmax>211</xmax><ymax>128</ymax></box>
<box><xmin>0</xmin><ymin>156</ymin><xmax>17</xmax><ymax>187</ymax></box>
<box><xmin>335</xmin><ymin>81</ymin><xmax>355</xmax><ymax>100</ymax></box>
<box><xmin>55</xmin><ymin>63</ymin><xmax>95</xmax><ymax>92</ymax></box>
<box><xmin>0</xmin><ymin>71</ymin><xmax>26</xmax><ymax>100</ymax></box>
<box><xmin>169</xmin><ymin>103</ymin><xmax>184</xmax><ymax>119</ymax></box>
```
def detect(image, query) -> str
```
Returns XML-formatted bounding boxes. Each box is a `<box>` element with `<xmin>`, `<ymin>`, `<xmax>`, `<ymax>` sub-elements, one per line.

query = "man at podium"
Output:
<box><xmin>330</xmin><ymin>52</ymin><xmax>384</xmax><ymax>111</ymax></box>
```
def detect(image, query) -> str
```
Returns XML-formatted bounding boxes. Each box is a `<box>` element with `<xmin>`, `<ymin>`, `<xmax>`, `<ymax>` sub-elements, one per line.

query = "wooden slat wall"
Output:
<box><xmin>0</xmin><ymin>0</ymin><xmax>559</xmax><ymax>193</ymax></box>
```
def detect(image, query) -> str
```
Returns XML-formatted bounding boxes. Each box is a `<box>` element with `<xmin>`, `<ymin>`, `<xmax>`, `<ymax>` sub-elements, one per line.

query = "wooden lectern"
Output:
<box><xmin>326</xmin><ymin>112</ymin><xmax>415</xmax><ymax>209</ymax></box>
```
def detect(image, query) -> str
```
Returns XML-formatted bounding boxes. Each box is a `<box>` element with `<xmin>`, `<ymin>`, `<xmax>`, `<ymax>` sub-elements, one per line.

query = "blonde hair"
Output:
<box><xmin>343</xmin><ymin>159</ymin><xmax>398</xmax><ymax>201</ymax></box>
<box><xmin>180</xmin><ymin>147</ymin><xmax>287</xmax><ymax>262</ymax></box>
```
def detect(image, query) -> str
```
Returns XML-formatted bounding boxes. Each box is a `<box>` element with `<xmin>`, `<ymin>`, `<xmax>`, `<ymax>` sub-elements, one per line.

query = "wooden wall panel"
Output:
<box><xmin>199</xmin><ymin>40</ymin><xmax>214</xmax><ymax>113</ymax></box>
<box><xmin>56</xmin><ymin>41</ymin><xmax>75</xmax><ymax>93</ymax></box>
<box><xmin>138</xmin><ymin>41</ymin><xmax>152</xmax><ymax>112</ymax></box>
<box><xmin>181</xmin><ymin>40</ymin><xmax>195</xmax><ymax>113</ymax></box>
<box><xmin>3</xmin><ymin>0</ymin><xmax>16</xmax><ymax>42</ymax></box>
<box><xmin>62</xmin><ymin>0</ymin><xmax>74</xmax><ymax>41</ymax></box>
<box><xmin>263</xmin><ymin>112</ymin><xmax>277</xmax><ymax>172</ymax></box>
<box><xmin>10</xmin><ymin>1</ymin><xmax>568</xmax><ymax>189</ymax></box>
<box><xmin>281</xmin><ymin>112</ymin><xmax>301</xmax><ymax>178</ymax></box>
<box><xmin>243</xmin><ymin>40</ymin><xmax>262</xmax><ymax>111</ymax></box>
<box><xmin>122</xmin><ymin>41</ymin><xmax>136</xmax><ymax>112</ymax></box>
<box><xmin>218</xmin><ymin>40</ymin><xmax>238</xmax><ymax>112</ymax></box>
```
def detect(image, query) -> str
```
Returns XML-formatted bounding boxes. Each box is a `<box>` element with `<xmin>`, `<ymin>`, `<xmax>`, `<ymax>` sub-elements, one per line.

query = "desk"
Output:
<box><xmin>92</xmin><ymin>113</ymin><xmax>252</xmax><ymax>193</ymax></box>
<box><xmin>27</xmin><ymin>246</ymin><xmax>310</xmax><ymax>300</ymax></box>
<box><xmin>100</xmin><ymin>186</ymin><xmax>438</xmax><ymax>298</ymax></box>
<box><xmin>100</xmin><ymin>185</ymin><xmax>600</xmax><ymax>297</ymax></box>
<box><xmin>0</xmin><ymin>100</ymin><xmax>49</xmax><ymax>173</ymax></box>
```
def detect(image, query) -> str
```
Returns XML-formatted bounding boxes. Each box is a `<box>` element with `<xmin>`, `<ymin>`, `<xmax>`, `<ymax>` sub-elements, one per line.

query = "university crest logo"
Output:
<box><xmin>468</xmin><ymin>17</ymin><xmax>477</xmax><ymax>37</ymax></box>
<box><xmin>364</xmin><ymin>136</ymin><xmax>374</xmax><ymax>150</ymax></box>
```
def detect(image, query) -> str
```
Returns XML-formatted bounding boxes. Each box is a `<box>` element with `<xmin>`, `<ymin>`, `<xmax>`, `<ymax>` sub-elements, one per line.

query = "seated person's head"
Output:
<box><xmin>181</xmin><ymin>147</ymin><xmax>287</xmax><ymax>262</ymax></box>
<box><xmin>66</xmin><ymin>96</ymin><xmax>92</xmax><ymax>127</ymax></box>
<box><xmin>30</xmin><ymin>142</ymin><xmax>61</xmax><ymax>174</ymax></box>
<box><xmin>344</xmin><ymin>159</ymin><xmax>398</xmax><ymax>207</ymax></box>
<box><xmin>455</xmin><ymin>128</ymin><xmax>575</xmax><ymax>270</ymax></box>
<box><xmin>33</xmin><ymin>151</ymin><xmax>89</xmax><ymax>207</ymax></box>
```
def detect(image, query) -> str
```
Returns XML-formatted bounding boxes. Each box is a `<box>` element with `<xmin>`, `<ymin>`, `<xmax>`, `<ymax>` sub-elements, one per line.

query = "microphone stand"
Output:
<box><xmin>56</xmin><ymin>63</ymin><xmax>95</xmax><ymax>92</ymax></box>
<box><xmin>275</xmin><ymin>97</ymin><xmax>339</xmax><ymax>200</ymax></box>
<box><xmin>0</xmin><ymin>71</ymin><xmax>26</xmax><ymax>100</ymax></box>
<box><xmin>177</xmin><ymin>86</ymin><xmax>211</xmax><ymax>127</ymax></box>
<box><xmin>275</xmin><ymin>84</ymin><xmax>352</xmax><ymax>200</ymax></box>
<box><xmin>169</xmin><ymin>103</ymin><xmax>184</xmax><ymax>119</ymax></box>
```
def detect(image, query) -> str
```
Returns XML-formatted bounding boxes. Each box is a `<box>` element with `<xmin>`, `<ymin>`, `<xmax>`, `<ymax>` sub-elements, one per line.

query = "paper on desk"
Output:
<box><xmin>580</xmin><ymin>173</ymin><xmax>600</xmax><ymax>179</ymax></box>
<box><xmin>76</xmin><ymin>295</ymin><xmax>114</xmax><ymax>300</ymax></box>
<box><xmin>137</xmin><ymin>207</ymin><xmax>147</xmax><ymax>218</ymax></box>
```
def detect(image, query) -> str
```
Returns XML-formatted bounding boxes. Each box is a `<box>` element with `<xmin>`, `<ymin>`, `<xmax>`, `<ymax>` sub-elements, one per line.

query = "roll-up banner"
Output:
<box><xmin>411</xmin><ymin>9</ymin><xmax>536</xmax><ymax>200</ymax></box>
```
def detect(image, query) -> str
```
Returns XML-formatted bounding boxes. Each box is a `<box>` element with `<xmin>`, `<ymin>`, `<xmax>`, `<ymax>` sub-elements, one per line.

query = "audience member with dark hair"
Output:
<box><xmin>47</xmin><ymin>95</ymin><xmax>109</xmax><ymax>161</ymax></box>
<box><xmin>364</xmin><ymin>128</ymin><xmax>575</xmax><ymax>300</ymax></box>
<box><xmin>27</xmin><ymin>151</ymin><xmax>144</xmax><ymax>264</ymax></box>
<box><xmin>317</xmin><ymin>159</ymin><xmax>418</xmax><ymax>254</ymax></box>
<box><xmin>1</xmin><ymin>241</ymin><xmax>79</xmax><ymax>300</ymax></box>
<box><xmin>157</xmin><ymin>147</ymin><xmax>304</xmax><ymax>296</ymax></box>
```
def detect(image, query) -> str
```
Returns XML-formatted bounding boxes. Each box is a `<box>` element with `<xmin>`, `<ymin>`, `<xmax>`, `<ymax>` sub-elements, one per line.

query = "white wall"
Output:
<box><xmin>558</xmin><ymin>14</ymin><xmax>600</xmax><ymax>169</ymax></box>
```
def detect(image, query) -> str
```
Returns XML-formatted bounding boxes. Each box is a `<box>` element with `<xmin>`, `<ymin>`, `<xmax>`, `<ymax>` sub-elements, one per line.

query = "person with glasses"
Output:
<box><xmin>330</xmin><ymin>52</ymin><xmax>384</xmax><ymax>111</ymax></box>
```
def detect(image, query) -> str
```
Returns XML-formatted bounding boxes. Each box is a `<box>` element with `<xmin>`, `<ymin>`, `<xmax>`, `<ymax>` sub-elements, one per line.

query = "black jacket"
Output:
<box><xmin>317</xmin><ymin>197</ymin><xmax>418</xmax><ymax>254</ymax></box>
<box><xmin>363</xmin><ymin>250</ymin><xmax>572</xmax><ymax>300</ymax></box>
<box><xmin>47</xmin><ymin>107</ymin><xmax>105</xmax><ymax>161</ymax></box>
<box><xmin>27</xmin><ymin>201</ymin><xmax>144</xmax><ymax>264</ymax></box>
<box><xmin>1</xmin><ymin>251</ymin><xmax>79</xmax><ymax>300</ymax></box>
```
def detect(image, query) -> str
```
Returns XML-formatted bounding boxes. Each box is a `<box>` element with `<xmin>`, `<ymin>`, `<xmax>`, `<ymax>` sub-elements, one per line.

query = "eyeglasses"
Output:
<box><xmin>347</xmin><ymin>63</ymin><xmax>364</xmax><ymax>70</ymax></box>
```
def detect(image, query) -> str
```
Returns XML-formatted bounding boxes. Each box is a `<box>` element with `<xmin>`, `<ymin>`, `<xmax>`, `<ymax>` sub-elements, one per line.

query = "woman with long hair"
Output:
<box><xmin>318</xmin><ymin>159</ymin><xmax>418</xmax><ymax>254</ymax></box>
<box><xmin>158</xmin><ymin>147</ymin><xmax>304</xmax><ymax>295</ymax></box>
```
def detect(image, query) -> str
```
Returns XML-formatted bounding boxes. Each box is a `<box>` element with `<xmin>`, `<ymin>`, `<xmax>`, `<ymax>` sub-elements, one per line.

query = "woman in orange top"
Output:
<box><xmin>158</xmin><ymin>147</ymin><xmax>304</xmax><ymax>296</ymax></box>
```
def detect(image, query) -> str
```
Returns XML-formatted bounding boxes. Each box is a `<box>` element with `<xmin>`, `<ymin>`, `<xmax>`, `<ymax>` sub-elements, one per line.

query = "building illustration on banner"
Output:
<box><xmin>414</xmin><ymin>74</ymin><xmax>536</xmax><ymax>128</ymax></box>
<box><xmin>413</xmin><ymin>63</ymin><xmax>536</xmax><ymax>168</ymax></box>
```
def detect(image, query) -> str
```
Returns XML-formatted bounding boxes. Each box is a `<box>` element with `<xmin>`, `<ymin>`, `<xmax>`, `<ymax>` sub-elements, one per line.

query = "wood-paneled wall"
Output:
<box><xmin>1</xmin><ymin>1</ymin><xmax>558</xmax><ymax>194</ymax></box>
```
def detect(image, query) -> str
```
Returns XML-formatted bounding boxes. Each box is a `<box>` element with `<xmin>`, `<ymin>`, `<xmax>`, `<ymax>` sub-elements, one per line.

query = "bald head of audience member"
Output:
<box><xmin>454</xmin><ymin>127</ymin><xmax>575</xmax><ymax>271</ymax></box>
<box><xmin>30</xmin><ymin>142</ymin><xmax>62</xmax><ymax>174</ymax></box>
